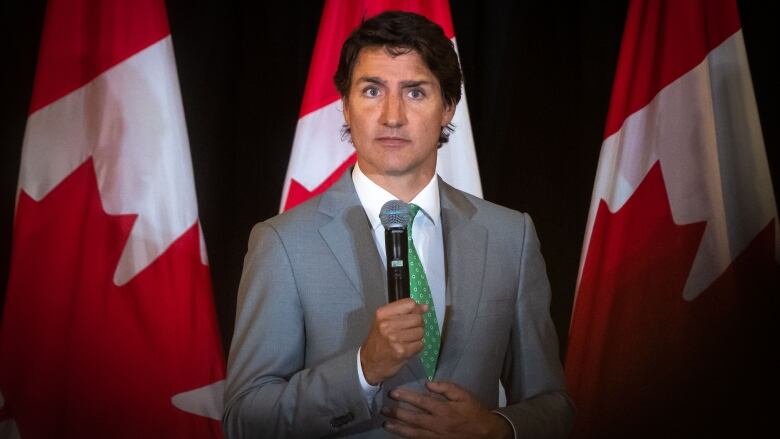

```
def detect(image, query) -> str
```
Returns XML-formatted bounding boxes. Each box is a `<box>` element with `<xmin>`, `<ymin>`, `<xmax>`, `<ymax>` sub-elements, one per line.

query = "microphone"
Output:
<box><xmin>379</xmin><ymin>200</ymin><xmax>411</xmax><ymax>303</ymax></box>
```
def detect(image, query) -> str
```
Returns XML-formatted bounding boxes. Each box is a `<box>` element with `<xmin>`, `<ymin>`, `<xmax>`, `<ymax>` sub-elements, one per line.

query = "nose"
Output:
<box><xmin>380</xmin><ymin>91</ymin><xmax>407</xmax><ymax>128</ymax></box>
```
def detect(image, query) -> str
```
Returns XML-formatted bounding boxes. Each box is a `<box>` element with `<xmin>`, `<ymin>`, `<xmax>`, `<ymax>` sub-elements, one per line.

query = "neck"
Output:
<box><xmin>360</xmin><ymin>168</ymin><xmax>434</xmax><ymax>203</ymax></box>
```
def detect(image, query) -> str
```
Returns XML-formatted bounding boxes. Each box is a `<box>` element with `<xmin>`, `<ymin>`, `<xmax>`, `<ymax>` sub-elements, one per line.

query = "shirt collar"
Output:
<box><xmin>352</xmin><ymin>162</ymin><xmax>440</xmax><ymax>230</ymax></box>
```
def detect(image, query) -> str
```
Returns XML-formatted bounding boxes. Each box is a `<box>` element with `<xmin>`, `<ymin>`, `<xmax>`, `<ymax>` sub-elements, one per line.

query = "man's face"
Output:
<box><xmin>343</xmin><ymin>47</ymin><xmax>455</xmax><ymax>181</ymax></box>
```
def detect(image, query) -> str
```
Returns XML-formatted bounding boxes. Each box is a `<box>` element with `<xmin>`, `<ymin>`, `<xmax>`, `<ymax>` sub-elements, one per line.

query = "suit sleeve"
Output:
<box><xmin>223</xmin><ymin>222</ymin><xmax>372</xmax><ymax>438</ymax></box>
<box><xmin>493</xmin><ymin>213</ymin><xmax>575</xmax><ymax>438</ymax></box>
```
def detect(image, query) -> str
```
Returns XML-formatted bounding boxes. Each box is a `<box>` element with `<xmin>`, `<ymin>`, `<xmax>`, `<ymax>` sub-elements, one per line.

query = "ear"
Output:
<box><xmin>441</xmin><ymin>101</ymin><xmax>456</xmax><ymax>126</ymax></box>
<box><xmin>342</xmin><ymin>97</ymin><xmax>351</xmax><ymax>126</ymax></box>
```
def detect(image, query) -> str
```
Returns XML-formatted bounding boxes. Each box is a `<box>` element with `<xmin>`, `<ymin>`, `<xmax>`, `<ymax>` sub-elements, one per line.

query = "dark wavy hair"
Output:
<box><xmin>333</xmin><ymin>11</ymin><xmax>463</xmax><ymax>146</ymax></box>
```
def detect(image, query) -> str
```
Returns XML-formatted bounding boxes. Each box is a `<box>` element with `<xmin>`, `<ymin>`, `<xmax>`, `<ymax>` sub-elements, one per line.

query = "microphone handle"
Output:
<box><xmin>385</xmin><ymin>227</ymin><xmax>410</xmax><ymax>302</ymax></box>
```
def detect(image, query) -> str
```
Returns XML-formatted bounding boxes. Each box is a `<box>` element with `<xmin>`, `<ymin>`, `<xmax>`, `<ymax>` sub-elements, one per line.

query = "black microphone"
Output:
<box><xmin>379</xmin><ymin>200</ymin><xmax>411</xmax><ymax>303</ymax></box>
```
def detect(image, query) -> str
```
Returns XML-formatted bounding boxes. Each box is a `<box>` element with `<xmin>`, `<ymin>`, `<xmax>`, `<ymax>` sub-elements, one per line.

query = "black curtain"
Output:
<box><xmin>1</xmin><ymin>0</ymin><xmax>777</xmax><ymax>358</ymax></box>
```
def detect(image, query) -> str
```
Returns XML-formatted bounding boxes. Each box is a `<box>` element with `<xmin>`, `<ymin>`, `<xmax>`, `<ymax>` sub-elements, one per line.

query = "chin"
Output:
<box><xmin>384</xmin><ymin>163</ymin><xmax>436</xmax><ymax>179</ymax></box>
<box><xmin>361</xmin><ymin>153</ymin><xmax>435</xmax><ymax>178</ymax></box>
<box><xmin>380</xmin><ymin>158</ymin><xmax>420</xmax><ymax>175</ymax></box>
<box><xmin>382</xmin><ymin>168</ymin><xmax>414</xmax><ymax>177</ymax></box>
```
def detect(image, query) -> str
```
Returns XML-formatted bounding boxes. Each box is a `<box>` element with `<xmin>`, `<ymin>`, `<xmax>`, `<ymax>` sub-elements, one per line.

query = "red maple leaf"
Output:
<box><xmin>284</xmin><ymin>153</ymin><xmax>356</xmax><ymax>211</ymax></box>
<box><xmin>0</xmin><ymin>159</ymin><xmax>225</xmax><ymax>438</ymax></box>
<box><xmin>566</xmin><ymin>162</ymin><xmax>778</xmax><ymax>437</ymax></box>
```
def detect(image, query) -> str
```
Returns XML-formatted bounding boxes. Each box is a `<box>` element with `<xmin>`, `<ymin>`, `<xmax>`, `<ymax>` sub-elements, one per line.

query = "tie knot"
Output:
<box><xmin>408</xmin><ymin>203</ymin><xmax>421</xmax><ymax>227</ymax></box>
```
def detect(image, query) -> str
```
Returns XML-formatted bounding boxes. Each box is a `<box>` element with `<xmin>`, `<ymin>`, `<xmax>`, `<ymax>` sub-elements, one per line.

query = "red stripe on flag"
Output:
<box><xmin>1</xmin><ymin>160</ymin><xmax>224</xmax><ymax>437</ymax></box>
<box><xmin>29</xmin><ymin>0</ymin><xmax>170</xmax><ymax>113</ymax></box>
<box><xmin>567</xmin><ymin>0</ymin><xmax>778</xmax><ymax>434</ymax></box>
<box><xmin>566</xmin><ymin>162</ymin><xmax>777</xmax><ymax>435</ymax></box>
<box><xmin>299</xmin><ymin>0</ymin><xmax>455</xmax><ymax>118</ymax></box>
<box><xmin>603</xmin><ymin>0</ymin><xmax>740</xmax><ymax>138</ymax></box>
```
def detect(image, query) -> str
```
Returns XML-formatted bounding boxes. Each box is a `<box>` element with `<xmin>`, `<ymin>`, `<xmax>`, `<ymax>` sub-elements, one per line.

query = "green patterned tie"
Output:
<box><xmin>407</xmin><ymin>203</ymin><xmax>441</xmax><ymax>381</ymax></box>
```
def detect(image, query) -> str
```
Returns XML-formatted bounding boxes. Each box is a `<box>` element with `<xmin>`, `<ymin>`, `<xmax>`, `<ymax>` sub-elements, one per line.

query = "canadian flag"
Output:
<box><xmin>565</xmin><ymin>0</ymin><xmax>778</xmax><ymax>436</ymax></box>
<box><xmin>280</xmin><ymin>0</ymin><xmax>481</xmax><ymax>212</ymax></box>
<box><xmin>0</xmin><ymin>1</ymin><xmax>225</xmax><ymax>437</ymax></box>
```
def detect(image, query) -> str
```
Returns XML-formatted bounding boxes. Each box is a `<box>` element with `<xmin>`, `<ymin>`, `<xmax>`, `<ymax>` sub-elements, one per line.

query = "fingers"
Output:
<box><xmin>377</xmin><ymin>298</ymin><xmax>428</xmax><ymax>319</ymax></box>
<box><xmin>426</xmin><ymin>381</ymin><xmax>467</xmax><ymax>402</ymax></box>
<box><xmin>382</xmin><ymin>405</ymin><xmax>433</xmax><ymax>427</ymax></box>
<box><xmin>378</xmin><ymin>339</ymin><xmax>423</xmax><ymax>363</ymax></box>
<box><xmin>382</xmin><ymin>323</ymin><xmax>424</xmax><ymax>344</ymax></box>
<box><xmin>383</xmin><ymin>408</ymin><xmax>435</xmax><ymax>439</ymax></box>
<box><xmin>377</xmin><ymin>313</ymin><xmax>424</xmax><ymax>335</ymax></box>
<box><xmin>360</xmin><ymin>299</ymin><xmax>428</xmax><ymax>383</ymax></box>
<box><xmin>384</xmin><ymin>385</ymin><xmax>496</xmax><ymax>438</ymax></box>
<box><xmin>390</xmin><ymin>388</ymin><xmax>446</xmax><ymax>414</ymax></box>
<box><xmin>393</xmin><ymin>327</ymin><xmax>425</xmax><ymax>343</ymax></box>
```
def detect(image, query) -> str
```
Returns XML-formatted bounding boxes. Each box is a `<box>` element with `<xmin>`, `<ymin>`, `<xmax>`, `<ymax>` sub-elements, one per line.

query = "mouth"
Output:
<box><xmin>375</xmin><ymin>136</ymin><xmax>410</xmax><ymax>146</ymax></box>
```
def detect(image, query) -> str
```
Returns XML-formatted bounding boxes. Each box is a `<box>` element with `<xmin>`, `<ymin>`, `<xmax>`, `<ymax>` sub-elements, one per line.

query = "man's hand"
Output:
<box><xmin>382</xmin><ymin>381</ymin><xmax>513</xmax><ymax>439</ymax></box>
<box><xmin>360</xmin><ymin>298</ymin><xmax>427</xmax><ymax>385</ymax></box>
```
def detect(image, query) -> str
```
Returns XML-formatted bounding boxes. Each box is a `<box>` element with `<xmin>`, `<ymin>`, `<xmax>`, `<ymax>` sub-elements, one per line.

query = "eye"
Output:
<box><xmin>408</xmin><ymin>88</ymin><xmax>425</xmax><ymax>99</ymax></box>
<box><xmin>363</xmin><ymin>86</ymin><xmax>381</xmax><ymax>98</ymax></box>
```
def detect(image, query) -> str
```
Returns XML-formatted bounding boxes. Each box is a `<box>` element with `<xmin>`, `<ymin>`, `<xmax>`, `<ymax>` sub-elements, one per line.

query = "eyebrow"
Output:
<box><xmin>357</xmin><ymin>76</ymin><xmax>433</xmax><ymax>88</ymax></box>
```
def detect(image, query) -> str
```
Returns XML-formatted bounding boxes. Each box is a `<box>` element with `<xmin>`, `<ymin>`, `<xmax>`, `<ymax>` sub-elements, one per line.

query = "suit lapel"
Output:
<box><xmin>315</xmin><ymin>173</ymin><xmax>486</xmax><ymax>383</ymax></box>
<box><xmin>435</xmin><ymin>179</ymin><xmax>488</xmax><ymax>381</ymax></box>
<box><xmin>317</xmin><ymin>172</ymin><xmax>427</xmax><ymax>380</ymax></box>
<box><xmin>317</xmin><ymin>171</ymin><xmax>387</xmax><ymax>317</ymax></box>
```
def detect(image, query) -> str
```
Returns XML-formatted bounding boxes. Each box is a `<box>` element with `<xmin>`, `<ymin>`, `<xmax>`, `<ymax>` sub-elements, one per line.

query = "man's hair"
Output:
<box><xmin>333</xmin><ymin>11</ymin><xmax>463</xmax><ymax>145</ymax></box>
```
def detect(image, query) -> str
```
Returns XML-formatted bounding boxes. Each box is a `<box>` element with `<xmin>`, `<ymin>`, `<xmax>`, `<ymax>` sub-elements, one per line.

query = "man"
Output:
<box><xmin>224</xmin><ymin>11</ymin><xmax>573</xmax><ymax>438</ymax></box>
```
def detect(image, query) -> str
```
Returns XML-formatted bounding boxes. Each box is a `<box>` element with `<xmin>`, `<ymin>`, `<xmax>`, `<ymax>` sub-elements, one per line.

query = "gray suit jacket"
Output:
<box><xmin>224</xmin><ymin>172</ymin><xmax>574</xmax><ymax>438</ymax></box>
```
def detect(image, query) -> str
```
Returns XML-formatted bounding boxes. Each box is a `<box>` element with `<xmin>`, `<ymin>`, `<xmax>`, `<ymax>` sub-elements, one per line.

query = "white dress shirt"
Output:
<box><xmin>349</xmin><ymin>164</ymin><xmax>519</xmax><ymax>438</ymax></box>
<box><xmin>351</xmin><ymin>163</ymin><xmax>446</xmax><ymax>403</ymax></box>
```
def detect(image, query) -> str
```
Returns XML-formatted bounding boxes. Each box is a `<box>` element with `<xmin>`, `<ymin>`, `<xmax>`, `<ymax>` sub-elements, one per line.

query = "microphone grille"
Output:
<box><xmin>379</xmin><ymin>200</ymin><xmax>410</xmax><ymax>229</ymax></box>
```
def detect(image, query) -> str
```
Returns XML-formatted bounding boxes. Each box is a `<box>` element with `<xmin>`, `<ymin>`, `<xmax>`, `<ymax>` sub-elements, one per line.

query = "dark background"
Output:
<box><xmin>1</xmin><ymin>1</ymin><xmax>777</xmax><ymax>358</ymax></box>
